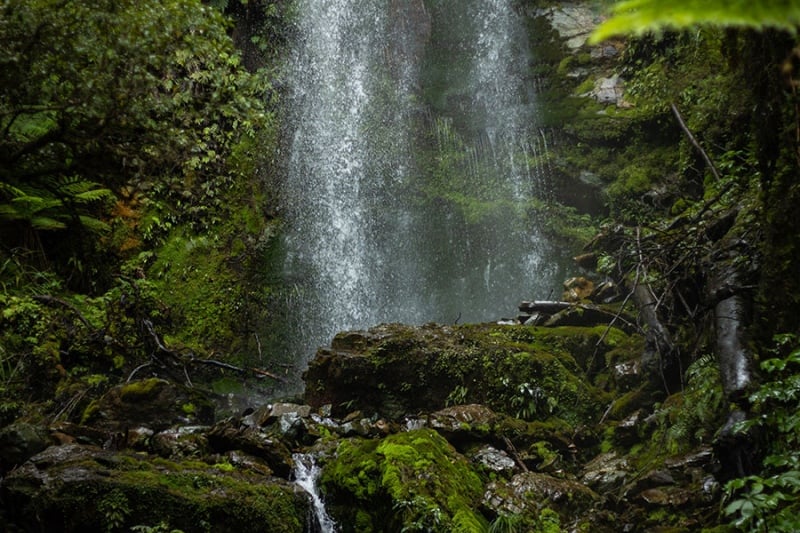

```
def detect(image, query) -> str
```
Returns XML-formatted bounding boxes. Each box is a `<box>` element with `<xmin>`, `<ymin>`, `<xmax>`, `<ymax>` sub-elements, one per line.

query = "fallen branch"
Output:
<box><xmin>195</xmin><ymin>358</ymin><xmax>287</xmax><ymax>383</ymax></box>
<box><xmin>141</xmin><ymin>319</ymin><xmax>287</xmax><ymax>384</ymax></box>
<box><xmin>33</xmin><ymin>294</ymin><xmax>94</xmax><ymax>329</ymax></box>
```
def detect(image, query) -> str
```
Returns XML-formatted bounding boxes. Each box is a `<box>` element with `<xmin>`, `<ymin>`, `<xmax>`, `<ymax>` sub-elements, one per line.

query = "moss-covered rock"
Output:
<box><xmin>81</xmin><ymin>378</ymin><xmax>214</xmax><ymax>432</ymax></box>
<box><xmin>304</xmin><ymin>323</ymin><xmax>635</xmax><ymax>426</ymax></box>
<box><xmin>320</xmin><ymin>428</ymin><xmax>487</xmax><ymax>532</ymax></box>
<box><xmin>0</xmin><ymin>443</ymin><xmax>307</xmax><ymax>532</ymax></box>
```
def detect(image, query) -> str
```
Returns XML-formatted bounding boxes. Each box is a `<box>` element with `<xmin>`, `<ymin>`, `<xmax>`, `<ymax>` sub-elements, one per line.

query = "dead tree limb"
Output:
<box><xmin>141</xmin><ymin>319</ymin><xmax>287</xmax><ymax>384</ymax></box>
<box><xmin>33</xmin><ymin>294</ymin><xmax>94</xmax><ymax>329</ymax></box>
<box><xmin>671</xmin><ymin>103</ymin><xmax>721</xmax><ymax>182</ymax></box>
<box><xmin>628</xmin><ymin>228</ymin><xmax>680</xmax><ymax>393</ymax></box>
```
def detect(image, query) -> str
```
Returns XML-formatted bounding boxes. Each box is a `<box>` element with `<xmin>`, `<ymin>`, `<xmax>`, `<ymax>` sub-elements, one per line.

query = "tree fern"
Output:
<box><xmin>592</xmin><ymin>0</ymin><xmax>800</xmax><ymax>42</ymax></box>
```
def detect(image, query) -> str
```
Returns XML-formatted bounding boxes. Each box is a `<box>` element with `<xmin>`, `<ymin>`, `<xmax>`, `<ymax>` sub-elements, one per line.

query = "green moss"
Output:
<box><xmin>574</xmin><ymin>76</ymin><xmax>596</xmax><ymax>94</ymax></box>
<box><xmin>321</xmin><ymin>429</ymin><xmax>487</xmax><ymax>532</ymax></box>
<box><xmin>80</xmin><ymin>399</ymin><xmax>100</xmax><ymax>424</ymax></box>
<box><xmin>8</xmin><ymin>451</ymin><xmax>305</xmax><ymax>532</ymax></box>
<box><xmin>118</xmin><ymin>378</ymin><xmax>165</xmax><ymax>401</ymax></box>
<box><xmin>308</xmin><ymin>323</ymin><xmax>628</xmax><ymax>426</ymax></box>
<box><xmin>609</xmin><ymin>386</ymin><xmax>651</xmax><ymax>420</ymax></box>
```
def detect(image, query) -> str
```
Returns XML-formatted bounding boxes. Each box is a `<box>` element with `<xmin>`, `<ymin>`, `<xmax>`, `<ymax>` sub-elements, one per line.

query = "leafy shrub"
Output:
<box><xmin>723</xmin><ymin>334</ymin><xmax>800</xmax><ymax>532</ymax></box>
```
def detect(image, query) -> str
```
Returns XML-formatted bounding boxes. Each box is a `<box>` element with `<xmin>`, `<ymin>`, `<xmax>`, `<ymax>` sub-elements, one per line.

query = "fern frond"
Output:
<box><xmin>0</xmin><ymin>195</ymin><xmax>63</xmax><ymax>220</ymax></box>
<box><xmin>29</xmin><ymin>216</ymin><xmax>68</xmax><ymax>230</ymax></box>
<box><xmin>73</xmin><ymin>187</ymin><xmax>115</xmax><ymax>203</ymax></box>
<box><xmin>54</xmin><ymin>177</ymin><xmax>115</xmax><ymax>204</ymax></box>
<box><xmin>592</xmin><ymin>0</ymin><xmax>800</xmax><ymax>42</ymax></box>
<box><xmin>77</xmin><ymin>215</ymin><xmax>111</xmax><ymax>233</ymax></box>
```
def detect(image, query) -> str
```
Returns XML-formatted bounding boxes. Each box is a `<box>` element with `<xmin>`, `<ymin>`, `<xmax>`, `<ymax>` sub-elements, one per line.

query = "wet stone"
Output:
<box><xmin>581</xmin><ymin>451</ymin><xmax>631</xmax><ymax>493</ymax></box>
<box><xmin>471</xmin><ymin>445</ymin><xmax>516</xmax><ymax>473</ymax></box>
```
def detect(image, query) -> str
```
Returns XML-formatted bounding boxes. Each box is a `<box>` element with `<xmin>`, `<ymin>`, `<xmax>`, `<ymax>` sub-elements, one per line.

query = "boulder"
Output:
<box><xmin>563</xmin><ymin>276</ymin><xmax>595</xmax><ymax>301</ymax></box>
<box><xmin>581</xmin><ymin>451</ymin><xmax>632</xmax><ymax>493</ymax></box>
<box><xmin>471</xmin><ymin>445</ymin><xmax>516</xmax><ymax>474</ymax></box>
<box><xmin>484</xmin><ymin>471</ymin><xmax>598</xmax><ymax>517</ymax></box>
<box><xmin>537</xmin><ymin>3</ymin><xmax>601</xmax><ymax>50</ymax></box>
<box><xmin>81</xmin><ymin>378</ymin><xmax>214</xmax><ymax>432</ymax></box>
<box><xmin>206</xmin><ymin>419</ymin><xmax>293</xmax><ymax>478</ymax></box>
<box><xmin>0</xmin><ymin>443</ymin><xmax>307</xmax><ymax>532</ymax></box>
<box><xmin>304</xmin><ymin>323</ymin><xmax>614</xmax><ymax>425</ymax></box>
<box><xmin>0</xmin><ymin>422</ymin><xmax>51</xmax><ymax>473</ymax></box>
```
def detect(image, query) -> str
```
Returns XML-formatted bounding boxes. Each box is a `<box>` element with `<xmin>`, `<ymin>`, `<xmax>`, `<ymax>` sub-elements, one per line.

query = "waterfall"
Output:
<box><xmin>279</xmin><ymin>0</ymin><xmax>568</xmax><ymax>390</ymax></box>
<box><xmin>293</xmin><ymin>453</ymin><xmax>337</xmax><ymax>533</ymax></box>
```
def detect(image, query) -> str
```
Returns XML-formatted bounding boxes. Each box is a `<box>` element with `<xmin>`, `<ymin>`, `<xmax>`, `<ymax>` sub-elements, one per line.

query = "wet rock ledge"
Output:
<box><xmin>1</xmin><ymin>318</ymin><xmax>731</xmax><ymax>532</ymax></box>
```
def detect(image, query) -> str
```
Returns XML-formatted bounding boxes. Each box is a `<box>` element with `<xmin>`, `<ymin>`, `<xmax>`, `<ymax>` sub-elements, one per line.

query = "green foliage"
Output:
<box><xmin>643</xmin><ymin>354</ymin><xmax>726</xmax><ymax>456</ymax></box>
<box><xmin>0</xmin><ymin>177</ymin><xmax>113</xmax><ymax>233</ymax></box>
<box><xmin>98</xmin><ymin>489</ymin><xmax>131</xmax><ymax>532</ymax></box>
<box><xmin>446</xmin><ymin>384</ymin><xmax>469</xmax><ymax>406</ymax></box>
<box><xmin>487</xmin><ymin>513</ymin><xmax>523</xmax><ymax>533</ymax></box>
<box><xmin>321</xmin><ymin>430</ymin><xmax>487</xmax><ymax>532</ymax></box>
<box><xmin>1</xmin><ymin>0</ymin><xmax>270</xmax><ymax>277</ymax></box>
<box><xmin>723</xmin><ymin>334</ymin><xmax>800</xmax><ymax>532</ymax></box>
<box><xmin>131</xmin><ymin>523</ymin><xmax>184</xmax><ymax>533</ymax></box>
<box><xmin>499</xmin><ymin>377</ymin><xmax>558</xmax><ymax>421</ymax></box>
<box><xmin>593</xmin><ymin>0</ymin><xmax>800</xmax><ymax>42</ymax></box>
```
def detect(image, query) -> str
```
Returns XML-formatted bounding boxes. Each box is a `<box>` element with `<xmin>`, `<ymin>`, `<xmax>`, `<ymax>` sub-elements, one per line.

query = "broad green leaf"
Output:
<box><xmin>592</xmin><ymin>0</ymin><xmax>800</xmax><ymax>42</ymax></box>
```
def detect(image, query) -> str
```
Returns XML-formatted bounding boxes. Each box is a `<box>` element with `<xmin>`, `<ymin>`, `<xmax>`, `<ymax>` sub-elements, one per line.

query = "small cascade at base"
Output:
<box><xmin>293</xmin><ymin>453</ymin><xmax>337</xmax><ymax>533</ymax></box>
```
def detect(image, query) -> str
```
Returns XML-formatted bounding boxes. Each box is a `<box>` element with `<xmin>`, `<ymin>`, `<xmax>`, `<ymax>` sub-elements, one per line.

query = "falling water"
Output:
<box><xmin>281</xmin><ymin>0</ymin><xmax>426</xmax><ymax>380</ymax></box>
<box><xmin>293</xmin><ymin>453</ymin><xmax>337</xmax><ymax>533</ymax></box>
<box><xmin>280</xmin><ymin>0</ymin><xmax>568</xmax><ymax>389</ymax></box>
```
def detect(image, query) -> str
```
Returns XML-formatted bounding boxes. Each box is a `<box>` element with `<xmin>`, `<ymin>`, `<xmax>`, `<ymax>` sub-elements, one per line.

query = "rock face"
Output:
<box><xmin>303</xmin><ymin>322</ymin><xmax>622</xmax><ymax>424</ymax></box>
<box><xmin>538</xmin><ymin>3</ymin><xmax>602</xmax><ymax>50</ymax></box>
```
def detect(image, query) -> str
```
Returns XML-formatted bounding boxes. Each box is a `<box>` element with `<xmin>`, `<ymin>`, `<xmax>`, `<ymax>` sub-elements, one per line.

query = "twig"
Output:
<box><xmin>671</xmin><ymin>103</ymin><xmax>721</xmax><ymax>182</ymax></box>
<box><xmin>502</xmin><ymin>435</ymin><xmax>529</xmax><ymax>473</ymax></box>
<box><xmin>141</xmin><ymin>320</ymin><xmax>287</xmax><ymax>383</ymax></box>
<box><xmin>127</xmin><ymin>361</ymin><xmax>153</xmax><ymax>383</ymax></box>
<box><xmin>195</xmin><ymin>358</ymin><xmax>287</xmax><ymax>383</ymax></box>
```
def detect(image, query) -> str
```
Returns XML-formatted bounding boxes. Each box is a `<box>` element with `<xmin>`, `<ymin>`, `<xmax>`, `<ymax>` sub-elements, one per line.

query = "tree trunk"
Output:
<box><xmin>629</xmin><ymin>282</ymin><xmax>680</xmax><ymax>393</ymax></box>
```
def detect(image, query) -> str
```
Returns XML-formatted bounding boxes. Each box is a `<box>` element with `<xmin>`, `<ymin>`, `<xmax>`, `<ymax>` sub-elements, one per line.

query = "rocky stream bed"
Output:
<box><xmin>0</xmin><ymin>304</ymin><xmax>734</xmax><ymax>532</ymax></box>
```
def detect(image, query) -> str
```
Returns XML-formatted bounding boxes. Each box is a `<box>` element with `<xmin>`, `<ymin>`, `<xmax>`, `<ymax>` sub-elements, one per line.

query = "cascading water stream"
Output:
<box><xmin>292</xmin><ymin>453</ymin><xmax>337</xmax><ymax>533</ymax></box>
<box><xmin>280</xmin><ymin>0</ymin><xmax>569</xmax><ymax>391</ymax></box>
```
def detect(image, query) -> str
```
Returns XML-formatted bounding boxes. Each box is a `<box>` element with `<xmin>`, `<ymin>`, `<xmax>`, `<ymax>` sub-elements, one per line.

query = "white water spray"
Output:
<box><xmin>293</xmin><ymin>453</ymin><xmax>337</xmax><ymax>533</ymax></box>
<box><xmin>280</xmin><ymin>0</ymin><xmax>568</xmax><ymax>389</ymax></box>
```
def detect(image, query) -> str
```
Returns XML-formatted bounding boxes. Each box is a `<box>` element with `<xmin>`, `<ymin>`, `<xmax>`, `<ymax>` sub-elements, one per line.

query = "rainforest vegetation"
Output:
<box><xmin>1</xmin><ymin>0</ymin><xmax>800</xmax><ymax>531</ymax></box>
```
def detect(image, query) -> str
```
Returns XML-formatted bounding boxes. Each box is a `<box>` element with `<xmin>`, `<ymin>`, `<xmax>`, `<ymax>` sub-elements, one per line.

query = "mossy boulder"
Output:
<box><xmin>81</xmin><ymin>378</ymin><xmax>215</xmax><ymax>432</ymax></box>
<box><xmin>0</xmin><ymin>443</ymin><xmax>307</xmax><ymax>532</ymax></box>
<box><xmin>484</xmin><ymin>471</ymin><xmax>598</xmax><ymax>522</ymax></box>
<box><xmin>304</xmin><ymin>323</ymin><xmax>634</xmax><ymax>425</ymax></box>
<box><xmin>319</xmin><ymin>428</ymin><xmax>487</xmax><ymax>532</ymax></box>
<box><xmin>0</xmin><ymin>422</ymin><xmax>50</xmax><ymax>473</ymax></box>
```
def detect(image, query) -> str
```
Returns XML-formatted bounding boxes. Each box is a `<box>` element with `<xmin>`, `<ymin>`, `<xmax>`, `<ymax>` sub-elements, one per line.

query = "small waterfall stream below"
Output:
<box><xmin>293</xmin><ymin>453</ymin><xmax>338</xmax><ymax>533</ymax></box>
<box><xmin>278</xmin><ymin>0</ymin><xmax>569</xmax><ymax>391</ymax></box>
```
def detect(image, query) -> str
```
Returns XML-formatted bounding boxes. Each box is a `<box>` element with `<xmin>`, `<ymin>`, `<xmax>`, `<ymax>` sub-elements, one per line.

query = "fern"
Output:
<box><xmin>592</xmin><ymin>0</ymin><xmax>800</xmax><ymax>42</ymax></box>
<box><xmin>0</xmin><ymin>177</ymin><xmax>113</xmax><ymax>233</ymax></box>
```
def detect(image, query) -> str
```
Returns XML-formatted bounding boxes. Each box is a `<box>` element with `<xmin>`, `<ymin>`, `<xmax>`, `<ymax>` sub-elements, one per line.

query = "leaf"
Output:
<box><xmin>73</xmin><ymin>187</ymin><xmax>115</xmax><ymax>203</ymax></box>
<box><xmin>30</xmin><ymin>216</ymin><xmax>67</xmax><ymax>230</ymax></box>
<box><xmin>591</xmin><ymin>0</ymin><xmax>800</xmax><ymax>42</ymax></box>
<box><xmin>724</xmin><ymin>498</ymin><xmax>745</xmax><ymax>515</ymax></box>
<box><xmin>77</xmin><ymin>215</ymin><xmax>111</xmax><ymax>233</ymax></box>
